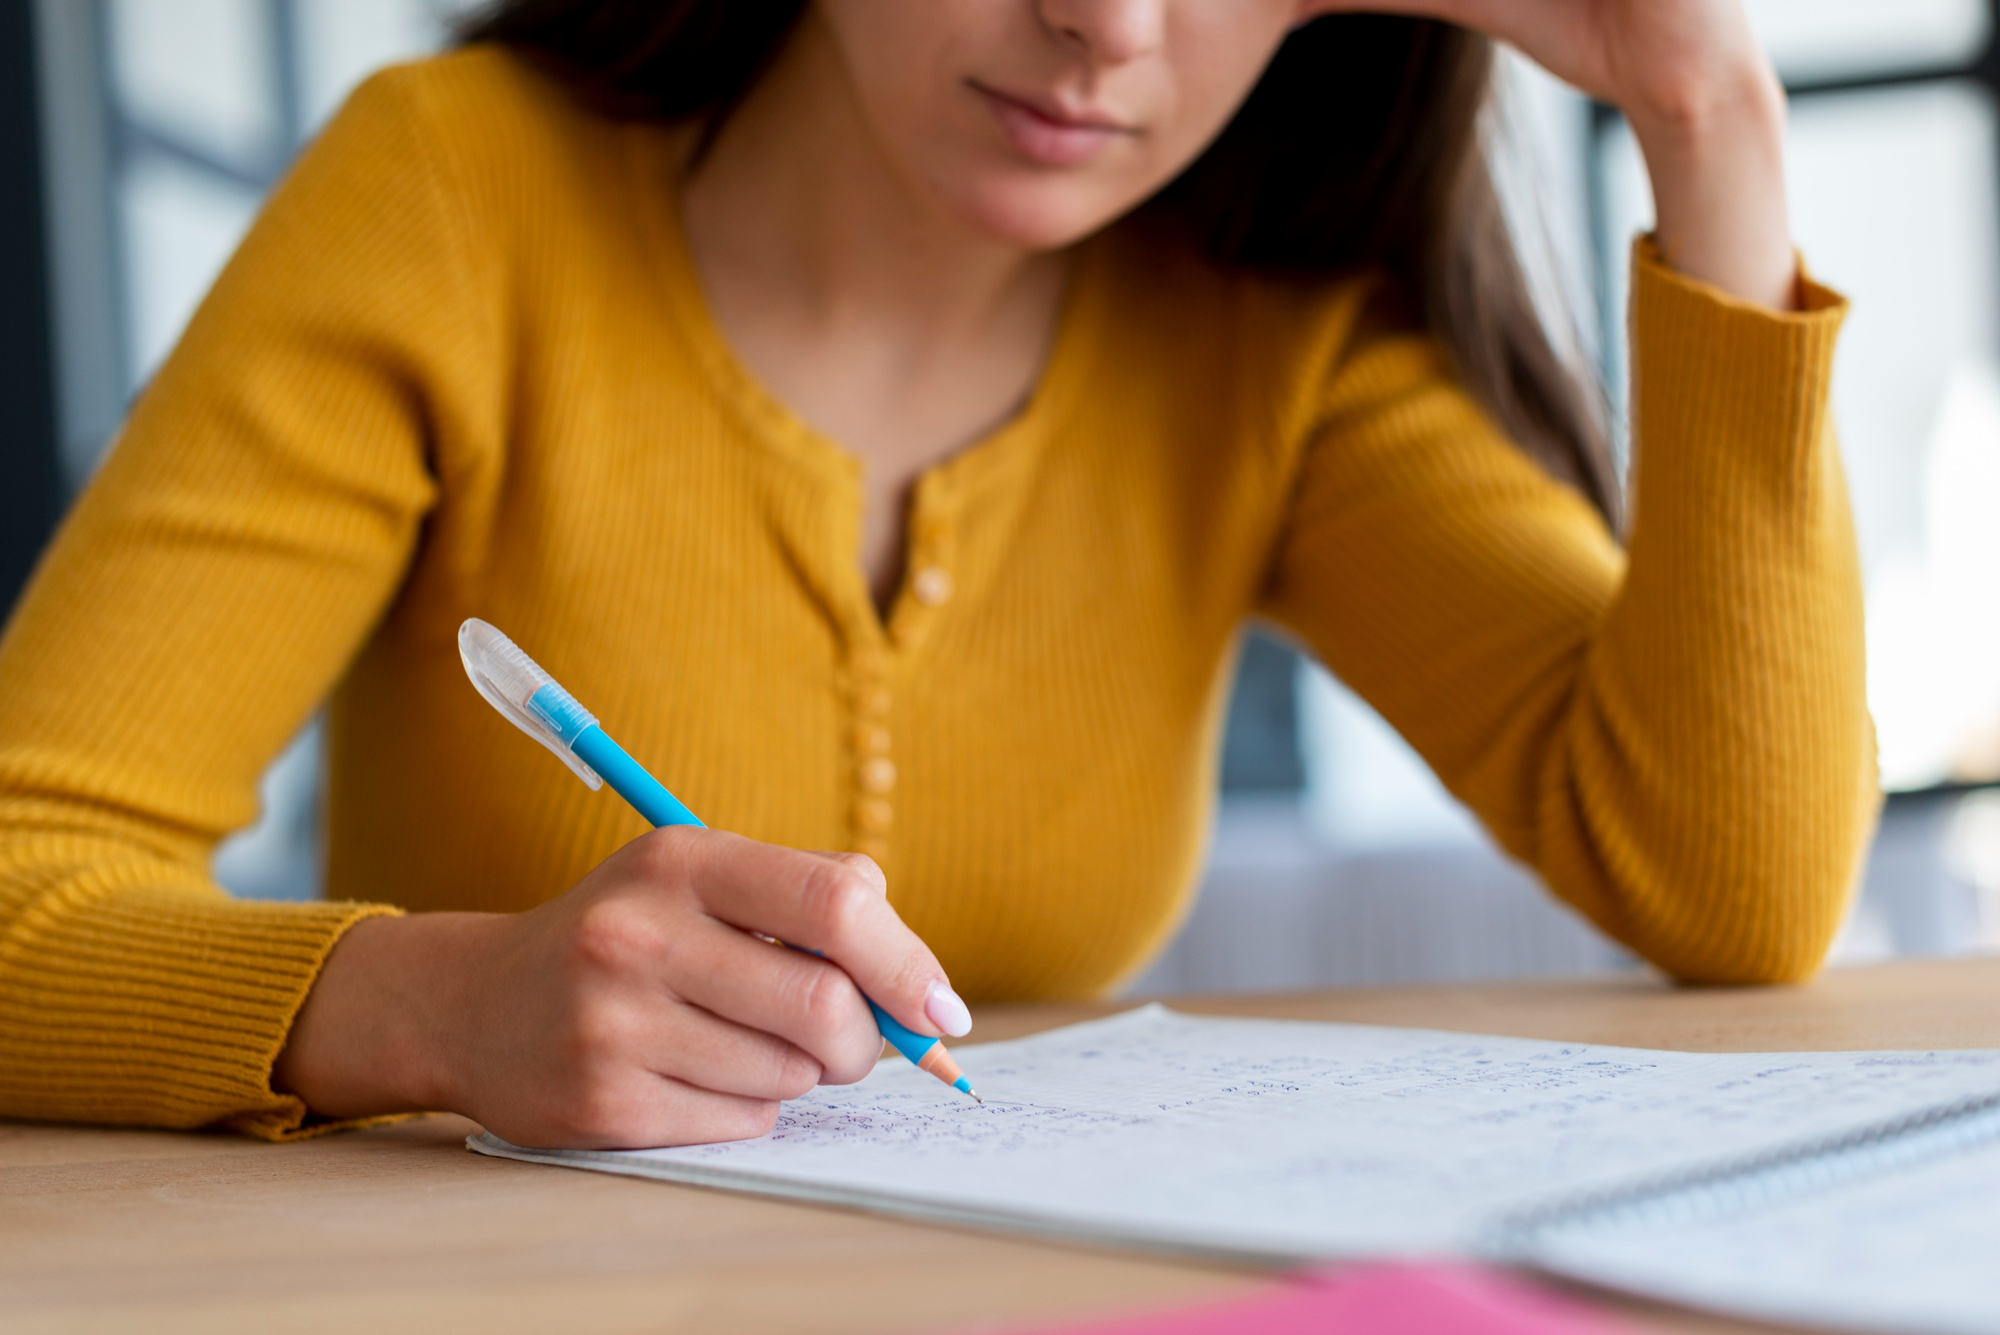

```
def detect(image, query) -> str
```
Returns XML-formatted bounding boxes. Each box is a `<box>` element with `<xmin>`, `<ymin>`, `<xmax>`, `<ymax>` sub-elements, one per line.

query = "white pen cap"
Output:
<box><xmin>458</xmin><ymin>618</ymin><xmax>603</xmax><ymax>789</ymax></box>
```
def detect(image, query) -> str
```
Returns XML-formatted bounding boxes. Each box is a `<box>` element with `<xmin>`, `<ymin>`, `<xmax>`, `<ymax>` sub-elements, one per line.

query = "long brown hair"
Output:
<box><xmin>458</xmin><ymin>1</ymin><xmax>1619</xmax><ymax>526</ymax></box>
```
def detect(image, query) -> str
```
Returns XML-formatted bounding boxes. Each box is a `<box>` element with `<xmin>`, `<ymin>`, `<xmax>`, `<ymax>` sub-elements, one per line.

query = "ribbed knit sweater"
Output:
<box><xmin>0</xmin><ymin>48</ymin><xmax>1872</xmax><ymax>1140</ymax></box>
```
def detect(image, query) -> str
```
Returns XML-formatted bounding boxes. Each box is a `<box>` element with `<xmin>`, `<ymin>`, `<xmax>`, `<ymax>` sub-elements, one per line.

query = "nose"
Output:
<box><xmin>1038</xmin><ymin>0</ymin><xmax>1166</xmax><ymax>65</ymax></box>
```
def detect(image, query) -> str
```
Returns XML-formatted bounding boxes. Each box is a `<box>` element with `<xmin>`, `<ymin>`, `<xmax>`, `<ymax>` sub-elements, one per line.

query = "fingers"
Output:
<box><xmin>625</xmin><ymin>1077</ymin><xmax>780</xmax><ymax>1149</ymax></box>
<box><xmin>1300</xmin><ymin>0</ymin><xmax>1493</xmax><ymax>24</ymax></box>
<box><xmin>644</xmin><ymin>997</ymin><xmax>828</xmax><ymax>1101</ymax></box>
<box><xmin>816</xmin><ymin>850</ymin><xmax>888</xmax><ymax>896</ymax></box>
<box><xmin>664</xmin><ymin>915</ymin><xmax>888</xmax><ymax>1084</ymax></box>
<box><xmin>1297</xmin><ymin>0</ymin><xmax>1559</xmax><ymax>66</ymax></box>
<box><xmin>643</xmin><ymin>828</ymin><xmax>960</xmax><ymax>1044</ymax></box>
<box><xmin>457</xmin><ymin>833</ymin><xmax>942</xmax><ymax>1154</ymax></box>
<box><xmin>799</xmin><ymin>852</ymin><xmax>970</xmax><ymax>1041</ymax></box>
<box><xmin>485</xmin><ymin>1066</ymin><xmax>783</xmax><ymax>1151</ymax></box>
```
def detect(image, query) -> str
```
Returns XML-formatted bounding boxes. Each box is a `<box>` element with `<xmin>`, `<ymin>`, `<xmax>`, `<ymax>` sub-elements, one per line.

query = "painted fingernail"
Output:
<box><xmin>925</xmin><ymin>980</ymin><xmax>973</xmax><ymax>1037</ymax></box>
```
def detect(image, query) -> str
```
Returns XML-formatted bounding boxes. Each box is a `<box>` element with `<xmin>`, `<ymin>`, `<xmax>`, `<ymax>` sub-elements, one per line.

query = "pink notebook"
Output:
<box><xmin>998</xmin><ymin>1263</ymin><xmax>1632</xmax><ymax>1335</ymax></box>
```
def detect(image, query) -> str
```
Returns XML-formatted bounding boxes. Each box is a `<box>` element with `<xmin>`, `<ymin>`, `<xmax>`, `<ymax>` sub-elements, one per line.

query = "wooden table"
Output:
<box><xmin>7</xmin><ymin>956</ymin><xmax>1999</xmax><ymax>1335</ymax></box>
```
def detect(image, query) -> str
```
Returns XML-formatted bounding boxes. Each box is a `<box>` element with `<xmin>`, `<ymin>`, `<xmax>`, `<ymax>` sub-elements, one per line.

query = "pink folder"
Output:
<box><xmin>998</xmin><ymin>1262</ymin><xmax>1633</xmax><ymax>1335</ymax></box>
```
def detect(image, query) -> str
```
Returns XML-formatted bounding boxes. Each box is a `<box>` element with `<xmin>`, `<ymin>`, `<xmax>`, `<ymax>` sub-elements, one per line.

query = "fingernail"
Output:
<box><xmin>925</xmin><ymin>981</ymin><xmax>973</xmax><ymax>1038</ymax></box>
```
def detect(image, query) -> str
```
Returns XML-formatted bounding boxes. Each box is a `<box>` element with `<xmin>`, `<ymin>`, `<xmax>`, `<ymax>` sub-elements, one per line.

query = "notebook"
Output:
<box><xmin>469</xmin><ymin>1005</ymin><xmax>2000</xmax><ymax>1332</ymax></box>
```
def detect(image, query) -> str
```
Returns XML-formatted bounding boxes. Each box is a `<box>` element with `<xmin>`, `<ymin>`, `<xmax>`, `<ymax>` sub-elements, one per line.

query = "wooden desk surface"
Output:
<box><xmin>7</xmin><ymin>956</ymin><xmax>1999</xmax><ymax>1335</ymax></box>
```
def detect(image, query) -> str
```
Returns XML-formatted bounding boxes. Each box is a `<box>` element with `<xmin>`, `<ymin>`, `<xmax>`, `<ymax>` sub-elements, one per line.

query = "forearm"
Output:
<box><xmin>1629</xmin><ymin>60</ymin><xmax>1796</xmax><ymax>311</ymax></box>
<box><xmin>0</xmin><ymin>825</ymin><xmax>398</xmax><ymax>1136</ymax></box>
<box><xmin>1585</xmin><ymin>53</ymin><xmax>1871</xmax><ymax>975</ymax></box>
<box><xmin>1542</xmin><ymin>250</ymin><xmax>1870</xmax><ymax>982</ymax></box>
<box><xmin>1264</xmin><ymin>248</ymin><xmax>1865</xmax><ymax>984</ymax></box>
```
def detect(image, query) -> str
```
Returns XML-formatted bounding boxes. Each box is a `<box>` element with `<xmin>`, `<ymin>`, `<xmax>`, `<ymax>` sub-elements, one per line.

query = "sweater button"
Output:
<box><xmin>857</xmin><ymin>685</ymin><xmax>892</xmax><ymax>718</ymax></box>
<box><xmin>854</xmin><ymin>723</ymin><xmax>892</xmax><ymax>755</ymax></box>
<box><xmin>858</xmin><ymin>756</ymin><xmax>897</xmax><ymax>794</ymax></box>
<box><xmin>854</xmin><ymin>835</ymin><xmax>889</xmax><ymax>864</ymax></box>
<box><xmin>855</xmin><ymin>796</ymin><xmax>894</xmax><ymax>834</ymax></box>
<box><xmin>911</xmin><ymin>567</ymin><xmax>954</xmax><ymax>607</ymax></box>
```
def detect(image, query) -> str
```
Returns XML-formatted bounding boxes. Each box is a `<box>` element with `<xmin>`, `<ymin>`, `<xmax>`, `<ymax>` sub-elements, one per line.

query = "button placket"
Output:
<box><xmin>850</xmin><ymin>479</ymin><xmax>961</xmax><ymax>863</ymax></box>
<box><xmin>889</xmin><ymin>509</ymin><xmax>959</xmax><ymax>653</ymax></box>
<box><xmin>848</xmin><ymin>649</ymin><xmax>895</xmax><ymax>865</ymax></box>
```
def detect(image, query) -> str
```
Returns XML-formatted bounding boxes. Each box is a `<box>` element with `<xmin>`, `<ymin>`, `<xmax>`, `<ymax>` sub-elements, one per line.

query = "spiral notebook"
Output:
<box><xmin>470</xmin><ymin>1005</ymin><xmax>2000</xmax><ymax>1334</ymax></box>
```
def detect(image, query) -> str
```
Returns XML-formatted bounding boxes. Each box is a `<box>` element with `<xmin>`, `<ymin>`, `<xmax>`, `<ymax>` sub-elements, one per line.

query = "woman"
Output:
<box><xmin>0</xmin><ymin>0</ymin><xmax>1869</xmax><ymax>1148</ymax></box>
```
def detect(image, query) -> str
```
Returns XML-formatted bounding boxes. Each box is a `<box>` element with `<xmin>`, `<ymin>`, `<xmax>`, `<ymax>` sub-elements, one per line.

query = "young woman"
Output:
<box><xmin>0</xmin><ymin>0</ymin><xmax>1869</xmax><ymax>1149</ymax></box>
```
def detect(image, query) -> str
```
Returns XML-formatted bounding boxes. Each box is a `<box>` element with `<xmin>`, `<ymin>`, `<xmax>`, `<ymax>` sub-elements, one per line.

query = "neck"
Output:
<box><xmin>680</xmin><ymin>10</ymin><xmax>1062</xmax><ymax>357</ymax></box>
<box><xmin>675</xmin><ymin>13</ymin><xmax>1074</xmax><ymax>612</ymax></box>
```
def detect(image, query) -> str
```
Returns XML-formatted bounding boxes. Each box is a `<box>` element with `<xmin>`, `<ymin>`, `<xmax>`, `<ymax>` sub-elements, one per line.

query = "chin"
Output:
<box><xmin>944</xmin><ymin>174</ymin><xmax>1144</xmax><ymax>252</ymax></box>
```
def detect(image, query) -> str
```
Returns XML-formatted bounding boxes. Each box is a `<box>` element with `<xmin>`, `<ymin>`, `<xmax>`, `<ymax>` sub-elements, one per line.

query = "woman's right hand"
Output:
<box><xmin>273</xmin><ymin>827</ymin><xmax>971</xmax><ymax>1148</ymax></box>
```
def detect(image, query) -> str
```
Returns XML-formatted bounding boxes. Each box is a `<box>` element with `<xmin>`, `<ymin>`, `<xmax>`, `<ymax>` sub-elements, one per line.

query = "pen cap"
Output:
<box><xmin>457</xmin><ymin>618</ymin><xmax>604</xmax><ymax>790</ymax></box>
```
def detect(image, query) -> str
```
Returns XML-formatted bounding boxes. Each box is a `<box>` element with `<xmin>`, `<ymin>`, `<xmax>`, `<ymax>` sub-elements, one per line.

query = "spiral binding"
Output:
<box><xmin>1483</xmin><ymin>1086</ymin><xmax>2000</xmax><ymax>1258</ymax></box>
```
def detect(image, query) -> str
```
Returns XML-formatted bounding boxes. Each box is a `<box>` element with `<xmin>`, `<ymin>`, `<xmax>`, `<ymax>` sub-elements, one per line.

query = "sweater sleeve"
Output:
<box><xmin>1261</xmin><ymin>243</ymin><xmax>1872</xmax><ymax>984</ymax></box>
<box><xmin>0</xmin><ymin>68</ymin><xmax>490</xmax><ymax>1137</ymax></box>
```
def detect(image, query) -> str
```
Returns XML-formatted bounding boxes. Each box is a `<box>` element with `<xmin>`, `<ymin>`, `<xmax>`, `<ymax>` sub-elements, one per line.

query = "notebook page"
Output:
<box><xmin>470</xmin><ymin>1006</ymin><xmax>2000</xmax><ymax>1260</ymax></box>
<box><xmin>1527</xmin><ymin>1126</ymin><xmax>2000</xmax><ymax>1334</ymax></box>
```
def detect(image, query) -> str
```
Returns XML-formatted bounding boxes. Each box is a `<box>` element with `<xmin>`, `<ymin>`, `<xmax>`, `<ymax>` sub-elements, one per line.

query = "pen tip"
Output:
<box><xmin>968</xmin><ymin>1088</ymin><xmax>983</xmax><ymax>1104</ymax></box>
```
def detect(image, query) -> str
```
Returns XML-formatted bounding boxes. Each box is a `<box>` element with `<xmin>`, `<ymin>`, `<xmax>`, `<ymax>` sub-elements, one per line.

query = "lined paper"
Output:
<box><xmin>470</xmin><ymin>1005</ymin><xmax>2000</xmax><ymax>1261</ymax></box>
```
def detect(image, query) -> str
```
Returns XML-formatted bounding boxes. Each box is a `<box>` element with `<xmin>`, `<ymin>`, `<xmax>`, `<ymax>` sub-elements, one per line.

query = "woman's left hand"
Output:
<box><xmin>1306</xmin><ymin>0</ymin><xmax>1797</xmax><ymax>309</ymax></box>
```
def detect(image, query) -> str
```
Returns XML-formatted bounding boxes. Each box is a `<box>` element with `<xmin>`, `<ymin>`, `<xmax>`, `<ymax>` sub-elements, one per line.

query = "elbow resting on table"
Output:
<box><xmin>1549</xmin><ymin>766</ymin><xmax>1882</xmax><ymax>989</ymax></box>
<box><xmin>1635</xmin><ymin>822</ymin><xmax>1878</xmax><ymax>989</ymax></box>
<box><xmin>1656</xmin><ymin>926</ymin><xmax>1844</xmax><ymax>990</ymax></box>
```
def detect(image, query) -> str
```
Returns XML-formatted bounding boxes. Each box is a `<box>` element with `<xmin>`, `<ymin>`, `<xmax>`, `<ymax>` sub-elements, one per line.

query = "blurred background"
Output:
<box><xmin>3</xmin><ymin>0</ymin><xmax>1998</xmax><ymax>992</ymax></box>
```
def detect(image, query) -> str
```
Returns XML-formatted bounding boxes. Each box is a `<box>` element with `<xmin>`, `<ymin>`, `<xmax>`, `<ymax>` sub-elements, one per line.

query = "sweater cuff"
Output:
<box><xmin>0</xmin><ymin>885</ymin><xmax>402</xmax><ymax>1141</ymax></box>
<box><xmin>1630</xmin><ymin>236</ymin><xmax>1848</xmax><ymax>504</ymax></box>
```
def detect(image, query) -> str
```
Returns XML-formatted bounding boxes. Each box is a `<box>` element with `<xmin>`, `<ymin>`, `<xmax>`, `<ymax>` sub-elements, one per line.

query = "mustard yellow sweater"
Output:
<box><xmin>0</xmin><ymin>48</ymin><xmax>1871</xmax><ymax>1140</ymax></box>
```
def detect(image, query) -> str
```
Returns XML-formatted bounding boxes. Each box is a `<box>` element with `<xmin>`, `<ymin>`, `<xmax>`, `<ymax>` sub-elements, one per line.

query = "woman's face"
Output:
<box><xmin>810</xmin><ymin>0</ymin><xmax>1331</xmax><ymax>249</ymax></box>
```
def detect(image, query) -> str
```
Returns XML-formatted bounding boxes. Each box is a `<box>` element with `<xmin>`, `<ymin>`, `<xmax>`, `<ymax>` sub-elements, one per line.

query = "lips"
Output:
<box><xmin>972</xmin><ymin>82</ymin><xmax>1132</xmax><ymax>168</ymax></box>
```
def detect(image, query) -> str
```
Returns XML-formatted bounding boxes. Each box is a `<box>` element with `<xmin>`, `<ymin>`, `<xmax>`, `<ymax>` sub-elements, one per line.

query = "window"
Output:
<box><xmin>1595</xmin><ymin>0</ymin><xmax>2000</xmax><ymax>793</ymax></box>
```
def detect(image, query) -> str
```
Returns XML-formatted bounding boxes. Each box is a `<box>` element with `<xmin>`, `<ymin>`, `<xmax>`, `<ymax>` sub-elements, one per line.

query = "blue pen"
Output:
<box><xmin>457</xmin><ymin>618</ymin><xmax>979</xmax><ymax>1103</ymax></box>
